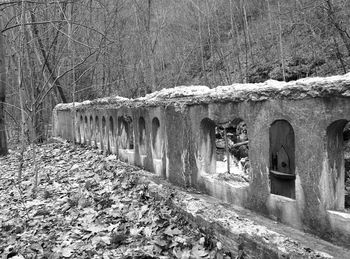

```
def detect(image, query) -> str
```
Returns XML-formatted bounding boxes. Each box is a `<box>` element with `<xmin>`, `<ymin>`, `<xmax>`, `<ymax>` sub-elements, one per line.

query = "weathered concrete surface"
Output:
<box><xmin>188</xmin><ymin>97</ymin><xmax>350</xmax><ymax>247</ymax></box>
<box><xmin>134</xmin><ymin>169</ymin><xmax>350</xmax><ymax>259</ymax></box>
<box><xmin>53</xmin><ymin>73</ymin><xmax>350</xmax><ymax>249</ymax></box>
<box><xmin>54</xmin><ymin>73</ymin><xmax>350</xmax><ymax>112</ymax></box>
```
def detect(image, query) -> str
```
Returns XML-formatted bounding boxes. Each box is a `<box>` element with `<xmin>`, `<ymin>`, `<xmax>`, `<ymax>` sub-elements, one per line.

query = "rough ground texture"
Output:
<box><xmin>1</xmin><ymin>141</ymin><xmax>349</xmax><ymax>258</ymax></box>
<box><xmin>146</xmin><ymin>178</ymin><xmax>350</xmax><ymax>259</ymax></box>
<box><xmin>55</xmin><ymin>73</ymin><xmax>350</xmax><ymax>112</ymax></box>
<box><xmin>0</xmin><ymin>141</ymin><xmax>231</xmax><ymax>258</ymax></box>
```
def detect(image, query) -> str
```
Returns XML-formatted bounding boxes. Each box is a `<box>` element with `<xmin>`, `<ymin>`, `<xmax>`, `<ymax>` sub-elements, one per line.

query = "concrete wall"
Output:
<box><xmin>184</xmin><ymin>97</ymin><xmax>350</xmax><ymax>247</ymax></box>
<box><xmin>53</xmin><ymin>78</ymin><xmax>350</xmax><ymax>248</ymax></box>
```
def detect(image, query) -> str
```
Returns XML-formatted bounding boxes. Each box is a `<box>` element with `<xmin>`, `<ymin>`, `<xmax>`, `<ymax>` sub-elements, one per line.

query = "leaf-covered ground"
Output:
<box><xmin>0</xmin><ymin>140</ymin><xmax>232</xmax><ymax>259</ymax></box>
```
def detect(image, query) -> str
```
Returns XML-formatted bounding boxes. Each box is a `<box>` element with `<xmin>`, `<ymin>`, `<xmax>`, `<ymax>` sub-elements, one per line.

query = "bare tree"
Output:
<box><xmin>0</xmin><ymin>18</ymin><xmax>8</xmax><ymax>156</ymax></box>
<box><xmin>277</xmin><ymin>0</ymin><xmax>286</xmax><ymax>81</ymax></box>
<box><xmin>324</xmin><ymin>0</ymin><xmax>350</xmax><ymax>56</ymax></box>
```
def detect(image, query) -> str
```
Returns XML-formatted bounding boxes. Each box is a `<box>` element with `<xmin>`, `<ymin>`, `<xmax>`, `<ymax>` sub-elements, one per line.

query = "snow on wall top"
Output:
<box><xmin>55</xmin><ymin>73</ymin><xmax>350</xmax><ymax>111</ymax></box>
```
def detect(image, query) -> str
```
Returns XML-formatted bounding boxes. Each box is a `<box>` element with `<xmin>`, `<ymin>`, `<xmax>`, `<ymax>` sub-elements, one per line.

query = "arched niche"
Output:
<box><xmin>139</xmin><ymin>117</ymin><xmax>146</xmax><ymax>155</ymax></box>
<box><xmin>198</xmin><ymin>117</ymin><xmax>250</xmax><ymax>181</ymax></box>
<box><xmin>90</xmin><ymin>116</ymin><xmax>94</xmax><ymax>145</ymax></box>
<box><xmin>109</xmin><ymin>116</ymin><xmax>115</xmax><ymax>153</ymax></box>
<box><xmin>95</xmin><ymin>116</ymin><xmax>101</xmax><ymax>148</ymax></box>
<box><xmin>269</xmin><ymin>120</ymin><xmax>295</xmax><ymax>199</ymax></box>
<box><xmin>84</xmin><ymin>116</ymin><xmax>88</xmax><ymax>144</ymax></box>
<box><xmin>118</xmin><ymin>116</ymin><xmax>133</xmax><ymax>150</ymax></box>
<box><xmin>215</xmin><ymin>119</ymin><xmax>250</xmax><ymax>179</ymax></box>
<box><xmin>76</xmin><ymin>115</ymin><xmax>80</xmax><ymax>143</ymax></box>
<box><xmin>327</xmin><ymin>120</ymin><xmax>350</xmax><ymax>210</ymax></box>
<box><xmin>152</xmin><ymin>117</ymin><xmax>161</xmax><ymax>159</ymax></box>
<box><xmin>102</xmin><ymin>116</ymin><xmax>107</xmax><ymax>151</ymax></box>
<box><xmin>80</xmin><ymin>115</ymin><xmax>84</xmax><ymax>143</ymax></box>
<box><xmin>199</xmin><ymin>118</ymin><xmax>216</xmax><ymax>175</ymax></box>
<box><xmin>345</xmin><ymin>122</ymin><xmax>350</xmax><ymax>210</ymax></box>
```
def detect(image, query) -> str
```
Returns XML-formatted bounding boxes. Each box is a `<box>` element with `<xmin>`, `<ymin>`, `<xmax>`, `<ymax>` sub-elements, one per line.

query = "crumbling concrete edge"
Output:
<box><xmin>54</xmin><ymin>73</ymin><xmax>350</xmax><ymax>112</ymax></box>
<box><xmin>134</xmin><ymin>170</ymin><xmax>349</xmax><ymax>259</ymax></box>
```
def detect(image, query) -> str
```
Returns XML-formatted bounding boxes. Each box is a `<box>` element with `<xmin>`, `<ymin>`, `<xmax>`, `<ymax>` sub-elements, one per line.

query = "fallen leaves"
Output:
<box><xmin>0</xmin><ymin>140</ymin><xmax>233</xmax><ymax>258</ymax></box>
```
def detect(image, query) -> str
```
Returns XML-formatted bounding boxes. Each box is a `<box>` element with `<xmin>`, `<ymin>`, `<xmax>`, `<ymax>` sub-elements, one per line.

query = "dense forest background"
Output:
<box><xmin>0</xmin><ymin>0</ymin><xmax>350</xmax><ymax>144</ymax></box>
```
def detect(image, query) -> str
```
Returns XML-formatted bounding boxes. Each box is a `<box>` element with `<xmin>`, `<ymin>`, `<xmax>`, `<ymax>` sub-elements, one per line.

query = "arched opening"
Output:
<box><xmin>269</xmin><ymin>120</ymin><xmax>295</xmax><ymax>199</ymax></box>
<box><xmin>118</xmin><ymin>116</ymin><xmax>128</xmax><ymax>149</ymax></box>
<box><xmin>215</xmin><ymin>119</ymin><xmax>250</xmax><ymax>181</ymax></box>
<box><xmin>327</xmin><ymin>120</ymin><xmax>350</xmax><ymax>211</ymax></box>
<box><xmin>109</xmin><ymin>116</ymin><xmax>115</xmax><ymax>153</ymax></box>
<box><xmin>90</xmin><ymin>116</ymin><xmax>94</xmax><ymax>146</ymax></box>
<box><xmin>102</xmin><ymin>117</ymin><xmax>106</xmax><ymax>151</ymax></box>
<box><xmin>152</xmin><ymin>117</ymin><xmax>161</xmax><ymax>159</ymax></box>
<box><xmin>118</xmin><ymin>116</ymin><xmax>133</xmax><ymax>150</ymax></box>
<box><xmin>76</xmin><ymin>115</ymin><xmax>81</xmax><ymax>143</ymax></box>
<box><xmin>84</xmin><ymin>116</ymin><xmax>88</xmax><ymax>144</ymax></box>
<box><xmin>139</xmin><ymin>117</ymin><xmax>146</xmax><ymax>155</ymax></box>
<box><xmin>199</xmin><ymin>118</ymin><xmax>216</xmax><ymax>175</ymax></box>
<box><xmin>95</xmin><ymin>116</ymin><xmax>100</xmax><ymax>148</ymax></box>
<box><xmin>80</xmin><ymin>115</ymin><xmax>84</xmax><ymax>143</ymax></box>
<box><xmin>345</xmin><ymin>122</ymin><xmax>350</xmax><ymax>210</ymax></box>
<box><xmin>129</xmin><ymin>118</ymin><xmax>134</xmax><ymax>149</ymax></box>
<box><xmin>199</xmin><ymin>118</ymin><xmax>250</xmax><ymax>182</ymax></box>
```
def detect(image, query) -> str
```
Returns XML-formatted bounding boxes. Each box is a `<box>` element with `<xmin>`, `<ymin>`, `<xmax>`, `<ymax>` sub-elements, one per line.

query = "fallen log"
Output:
<box><xmin>230</xmin><ymin>140</ymin><xmax>249</xmax><ymax>148</ymax></box>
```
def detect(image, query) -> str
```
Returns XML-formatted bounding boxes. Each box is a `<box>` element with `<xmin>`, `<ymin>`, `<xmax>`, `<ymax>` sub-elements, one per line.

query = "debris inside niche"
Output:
<box><xmin>215</xmin><ymin>121</ymin><xmax>250</xmax><ymax>183</ymax></box>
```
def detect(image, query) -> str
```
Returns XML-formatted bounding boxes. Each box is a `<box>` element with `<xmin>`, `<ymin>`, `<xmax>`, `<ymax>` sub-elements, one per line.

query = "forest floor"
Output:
<box><xmin>0</xmin><ymin>140</ymin><xmax>232</xmax><ymax>259</ymax></box>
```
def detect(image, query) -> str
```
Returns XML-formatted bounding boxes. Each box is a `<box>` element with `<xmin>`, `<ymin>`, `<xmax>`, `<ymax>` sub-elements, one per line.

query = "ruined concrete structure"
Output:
<box><xmin>53</xmin><ymin>74</ymin><xmax>350</xmax><ymax>248</ymax></box>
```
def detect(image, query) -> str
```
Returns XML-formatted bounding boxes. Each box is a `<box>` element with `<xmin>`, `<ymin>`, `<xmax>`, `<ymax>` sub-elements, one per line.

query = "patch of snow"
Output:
<box><xmin>138</xmin><ymin>85</ymin><xmax>211</xmax><ymax>101</ymax></box>
<box><xmin>93</xmin><ymin>96</ymin><xmax>129</xmax><ymax>104</ymax></box>
<box><xmin>54</xmin><ymin>72</ymin><xmax>350</xmax><ymax>111</ymax></box>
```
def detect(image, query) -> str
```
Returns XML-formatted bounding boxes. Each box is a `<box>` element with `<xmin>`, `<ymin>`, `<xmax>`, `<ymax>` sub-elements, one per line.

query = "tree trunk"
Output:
<box><xmin>30</xmin><ymin>11</ymin><xmax>67</xmax><ymax>103</ymax></box>
<box><xmin>68</xmin><ymin>2</ymin><xmax>76</xmax><ymax>145</ymax></box>
<box><xmin>277</xmin><ymin>0</ymin><xmax>286</xmax><ymax>81</ymax></box>
<box><xmin>205</xmin><ymin>0</ymin><xmax>215</xmax><ymax>86</ymax></box>
<box><xmin>147</xmin><ymin>0</ymin><xmax>156</xmax><ymax>92</ymax></box>
<box><xmin>0</xmin><ymin>20</ymin><xmax>8</xmax><ymax>156</ymax></box>
<box><xmin>197</xmin><ymin>0</ymin><xmax>208</xmax><ymax>85</ymax></box>
<box><xmin>325</xmin><ymin>0</ymin><xmax>350</xmax><ymax>56</ymax></box>
<box><xmin>18</xmin><ymin>0</ymin><xmax>28</xmax><ymax>182</ymax></box>
<box><xmin>266</xmin><ymin>0</ymin><xmax>272</xmax><ymax>33</ymax></box>
<box><xmin>333</xmin><ymin>37</ymin><xmax>347</xmax><ymax>74</ymax></box>
<box><xmin>229</xmin><ymin>0</ymin><xmax>243</xmax><ymax>83</ymax></box>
